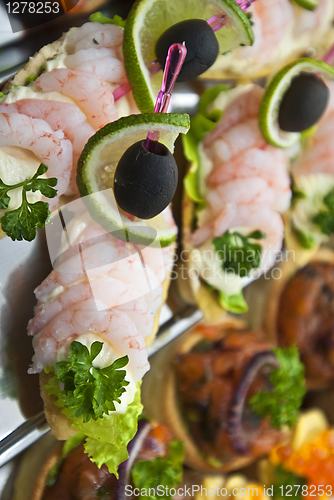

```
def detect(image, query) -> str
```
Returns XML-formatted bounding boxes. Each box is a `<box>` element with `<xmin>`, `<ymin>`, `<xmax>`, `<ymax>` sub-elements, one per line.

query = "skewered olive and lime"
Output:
<box><xmin>259</xmin><ymin>58</ymin><xmax>334</xmax><ymax>148</ymax></box>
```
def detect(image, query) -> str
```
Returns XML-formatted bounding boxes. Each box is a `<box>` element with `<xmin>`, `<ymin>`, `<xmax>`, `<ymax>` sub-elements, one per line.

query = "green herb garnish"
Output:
<box><xmin>89</xmin><ymin>12</ymin><xmax>126</xmax><ymax>27</ymax></box>
<box><xmin>218</xmin><ymin>289</ymin><xmax>248</xmax><ymax>313</ymax></box>
<box><xmin>0</xmin><ymin>163</ymin><xmax>57</xmax><ymax>241</ymax></box>
<box><xmin>313</xmin><ymin>187</ymin><xmax>334</xmax><ymax>236</ymax></box>
<box><xmin>131</xmin><ymin>440</ymin><xmax>184</xmax><ymax>500</ymax></box>
<box><xmin>213</xmin><ymin>230</ymin><xmax>266</xmax><ymax>277</ymax></box>
<box><xmin>250</xmin><ymin>347</ymin><xmax>306</xmax><ymax>429</ymax></box>
<box><xmin>272</xmin><ymin>465</ymin><xmax>306</xmax><ymax>500</ymax></box>
<box><xmin>55</xmin><ymin>341</ymin><xmax>129</xmax><ymax>423</ymax></box>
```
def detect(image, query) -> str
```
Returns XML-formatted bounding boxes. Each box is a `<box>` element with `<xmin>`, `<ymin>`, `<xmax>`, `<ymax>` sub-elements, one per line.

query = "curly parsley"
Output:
<box><xmin>249</xmin><ymin>347</ymin><xmax>306</xmax><ymax>429</ymax></box>
<box><xmin>131</xmin><ymin>441</ymin><xmax>184</xmax><ymax>500</ymax></box>
<box><xmin>313</xmin><ymin>187</ymin><xmax>334</xmax><ymax>236</ymax></box>
<box><xmin>213</xmin><ymin>230</ymin><xmax>266</xmax><ymax>277</ymax></box>
<box><xmin>55</xmin><ymin>341</ymin><xmax>129</xmax><ymax>423</ymax></box>
<box><xmin>0</xmin><ymin>163</ymin><xmax>57</xmax><ymax>241</ymax></box>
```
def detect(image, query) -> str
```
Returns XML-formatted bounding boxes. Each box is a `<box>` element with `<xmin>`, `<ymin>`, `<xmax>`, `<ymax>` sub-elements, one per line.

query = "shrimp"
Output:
<box><xmin>207</xmin><ymin>177</ymin><xmax>277</xmax><ymax>214</ymax></box>
<box><xmin>292</xmin><ymin>0</ymin><xmax>334</xmax><ymax>39</ymax></box>
<box><xmin>65</xmin><ymin>48</ymin><xmax>126</xmax><ymax>85</ymax></box>
<box><xmin>203</xmin><ymin>86</ymin><xmax>264</xmax><ymax>146</ymax></box>
<box><xmin>189</xmin><ymin>83</ymin><xmax>290</xmax><ymax>279</ymax></box>
<box><xmin>65</xmin><ymin>23</ymin><xmax>123</xmax><ymax>55</ymax></box>
<box><xmin>293</xmin><ymin>82</ymin><xmax>334</xmax><ymax>177</ymax></box>
<box><xmin>239</xmin><ymin>0</ymin><xmax>293</xmax><ymax>65</ymax></box>
<box><xmin>205</xmin><ymin>118</ymin><xmax>266</xmax><ymax>163</ymax></box>
<box><xmin>0</xmin><ymin>99</ymin><xmax>95</xmax><ymax>193</ymax></box>
<box><xmin>34</xmin><ymin>239</ymin><xmax>158</xmax><ymax>301</ymax></box>
<box><xmin>208</xmin><ymin>147</ymin><xmax>291</xmax><ymax>213</ymax></box>
<box><xmin>0</xmin><ymin>112</ymin><xmax>72</xmax><ymax>206</ymax></box>
<box><xmin>35</xmin><ymin>69</ymin><xmax>118</xmax><ymax>129</ymax></box>
<box><xmin>28</xmin><ymin>275</ymin><xmax>156</xmax><ymax>339</ymax></box>
<box><xmin>29</xmin><ymin>303</ymin><xmax>150</xmax><ymax>382</ymax></box>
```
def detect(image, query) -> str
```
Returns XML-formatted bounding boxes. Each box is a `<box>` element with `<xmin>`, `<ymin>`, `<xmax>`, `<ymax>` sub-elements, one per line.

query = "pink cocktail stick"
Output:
<box><xmin>206</xmin><ymin>0</ymin><xmax>255</xmax><ymax>32</ymax></box>
<box><xmin>144</xmin><ymin>42</ymin><xmax>187</xmax><ymax>153</ymax></box>
<box><xmin>324</xmin><ymin>44</ymin><xmax>334</xmax><ymax>65</ymax></box>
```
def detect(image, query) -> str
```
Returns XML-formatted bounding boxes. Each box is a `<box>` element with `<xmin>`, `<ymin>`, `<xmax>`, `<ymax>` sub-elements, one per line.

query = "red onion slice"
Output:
<box><xmin>115</xmin><ymin>419</ymin><xmax>151</xmax><ymax>500</ymax></box>
<box><xmin>227</xmin><ymin>351</ymin><xmax>279</xmax><ymax>454</ymax></box>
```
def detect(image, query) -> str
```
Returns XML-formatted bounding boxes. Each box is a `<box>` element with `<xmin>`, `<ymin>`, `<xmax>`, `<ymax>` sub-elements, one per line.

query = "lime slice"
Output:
<box><xmin>293</xmin><ymin>0</ymin><xmax>319</xmax><ymax>10</ymax></box>
<box><xmin>77</xmin><ymin>113</ymin><xmax>190</xmax><ymax>247</ymax></box>
<box><xmin>123</xmin><ymin>0</ymin><xmax>254</xmax><ymax>112</ymax></box>
<box><xmin>259</xmin><ymin>58</ymin><xmax>334</xmax><ymax>149</ymax></box>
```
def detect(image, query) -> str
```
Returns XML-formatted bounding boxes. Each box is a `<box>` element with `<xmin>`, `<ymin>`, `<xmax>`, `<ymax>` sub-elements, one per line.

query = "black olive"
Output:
<box><xmin>155</xmin><ymin>19</ymin><xmax>219</xmax><ymax>82</ymax></box>
<box><xmin>113</xmin><ymin>140</ymin><xmax>178</xmax><ymax>219</ymax></box>
<box><xmin>278</xmin><ymin>72</ymin><xmax>329</xmax><ymax>132</ymax></box>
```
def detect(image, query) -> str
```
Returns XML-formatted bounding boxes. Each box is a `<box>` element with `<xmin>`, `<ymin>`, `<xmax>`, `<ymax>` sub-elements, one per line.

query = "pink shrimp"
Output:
<box><xmin>65</xmin><ymin>47</ymin><xmax>126</xmax><ymax>85</ymax></box>
<box><xmin>292</xmin><ymin>0</ymin><xmax>334</xmax><ymax>39</ymax></box>
<box><xmin>65</xmin><ymin>22</ymin><xmax>123</xmax><ymax>54</ymax></box>
<box><xmin>35</xmin><ymin>68</ymin><xmax>118</xmax><ymax>129</ymax></box>
<box><xmin>0</xmin><ymin>112</ymin><xmax>72</xmax><ymax>206</ymax></box>
<box><xmin>188</xmin><ymin>83</ymin><xmax>290</xmax><ymax>284</ymax></box>
<box><xmin>293</xmin><ymin>82</ymin><xmax>334</xmax><ymax>177</ymax></box>
<box><xmin>208</xmin><ymin>147</ymin><xmax>291</xmax><ymax>213</ymax></box>
<box><xmin>240</xmin><ymin>0</ymin><xmax>293</xmax><ymax>65</ymax></box>
<box><xmin>205</xmin><ymin>118</ymin><xmax>266</xmax><ymax>163</ymax></box>
<box><xmin>34</xmin><ymin>239</ymin><xmax>159</xmax><ymax>302</ymax></box>
<box><xmin>29</xmin><ymin>303</ymin><xmax>149</xmax><ymax>382</ymax></box>
<box><xmin>0</xmin><ymin>99</ymin><xmax>95</xmax><ymax>193</ymax></box>
<box><xmin>207</xmin><ymin>177</ymin><xmax>276</xmax><ymax>213</ymax></box>
<box><xmin>203</xmin><ymin>86</ymin><xmax>264</xmax><ymax>146</ymax></box>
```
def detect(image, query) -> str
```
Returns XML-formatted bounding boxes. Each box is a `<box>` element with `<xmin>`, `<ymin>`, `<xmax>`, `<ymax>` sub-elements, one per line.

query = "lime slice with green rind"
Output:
<box><xmin>293</xmin><ymin>0</ymin><xmax>319</xmax><ymax>10</ymax></box>
<box><xmin>123</xmin><ymin>0</ymin><xmax>254</xmax><ymax>113</ymax></box>
<box><xmin>77</xmin><ymin>113</ymin><xmax>190</xmax><ymax>247</ymax></box>
<box><xmin>259</xmin><ymin>58</ymin><xmax>334</xmax><ymax>149</ymax></box>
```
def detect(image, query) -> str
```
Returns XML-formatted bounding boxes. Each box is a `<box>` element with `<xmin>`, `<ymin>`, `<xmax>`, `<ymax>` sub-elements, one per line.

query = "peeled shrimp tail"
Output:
<box><xmin>0</xmin><ymin>99</ymin><xmax>95</xmax><ymax>194</ymax></box>
<box><xmin>35</xmin><ymin>68</ymin><xmax>118</xmax><ymax>129</ymax></box>
<box><xmin>0</xmin><ymin>112</ymin><xmax>72</xmax><ymax>207</ymax></box>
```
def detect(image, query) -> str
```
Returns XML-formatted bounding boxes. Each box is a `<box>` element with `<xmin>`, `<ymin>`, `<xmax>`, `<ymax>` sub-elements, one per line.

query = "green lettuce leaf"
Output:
<box><xmin>62</xmin><ymin>432</ymin><xmax>86</xmax><ymax>457</ymax></box>
<box><xmin>294</xmin><ymin>226</ymin><xmax>317</xmax><ymax>250</ymax></box>
<box><xmin>218</xmin><ymin>289</ymin><xmax>248</xmax><ymax>314</ymax></box>
<box><xmin>89</xmin><ymin>12</ymin><xmax>126</xmax><ymax>28</ymax></box>
<box><xmin>182</xmin><ymin>84</ymin><xmax>229</xmax><ymax>204</ymax></box>
<box><xmin>45</xmin><ymin>370</ymin><xmax>143</xmax><ymax>477</ymax></box>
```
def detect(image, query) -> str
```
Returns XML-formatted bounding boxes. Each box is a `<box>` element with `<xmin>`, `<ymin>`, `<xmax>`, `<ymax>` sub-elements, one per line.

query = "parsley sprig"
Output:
<box><xmin>131</xmin><ymin>441</ymin><xmax>184</xmax><ymax>500</ymax></box>
<box><xmin>313</xmin><ymin>187</ymin><xmax>334</xmax><ymax>236</ymax></box>
<box><xmin>0</xmin><ymin>163</ymin><xmax>57</xmax><ymax>241</ymax></box>
<box><xmin>250</xmin><ymin>347</ymin><xmax>306</xmax><ymax>429</ymax></box>
<box><xmin>55</xmin><ymin>341</ymin><xmax>129</xmax><ymax>423</ymax></box>
<box><xmin>213</xmin><ymin>230</ymin><xmax>266</xmax><ymax>277</ymax></box>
